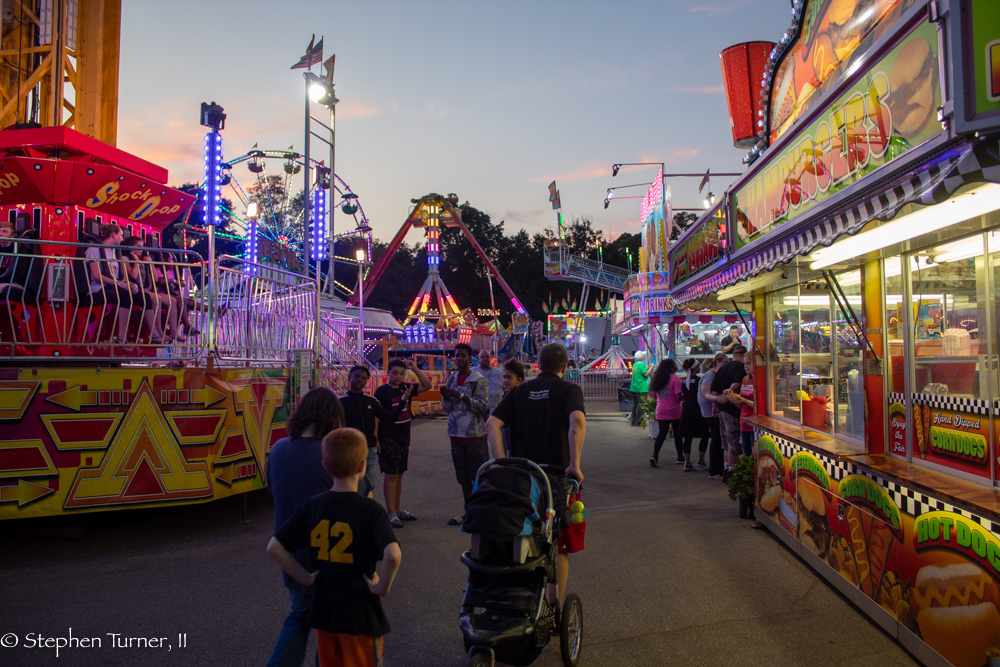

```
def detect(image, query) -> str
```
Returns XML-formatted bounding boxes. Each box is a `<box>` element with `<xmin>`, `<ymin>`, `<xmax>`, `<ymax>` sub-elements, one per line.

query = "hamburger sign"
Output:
<box><xmin>733</xmin><ymin>21</ymin><xmax>941</xmax><ymax>252</ymax></box>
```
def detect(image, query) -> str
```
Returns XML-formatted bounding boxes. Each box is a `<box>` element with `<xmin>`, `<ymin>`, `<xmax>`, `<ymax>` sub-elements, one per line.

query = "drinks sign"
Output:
<box><xmin>733</xmin><ymin>22</ymin><xmax>941</xmax><ymax>253</ymax></box>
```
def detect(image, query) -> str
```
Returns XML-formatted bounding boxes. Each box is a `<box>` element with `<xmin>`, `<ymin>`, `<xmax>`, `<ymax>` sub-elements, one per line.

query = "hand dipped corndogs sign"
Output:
<box><xmin>733</xmin><ymin>21</ymin><xmax>941</xmax><ymax>254</ymax></box>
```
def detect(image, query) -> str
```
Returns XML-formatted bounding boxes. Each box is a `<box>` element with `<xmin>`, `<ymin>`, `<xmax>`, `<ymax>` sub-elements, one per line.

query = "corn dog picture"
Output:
<box><xmin>867</xmin><ymin>521</ymin><xmax>894</xmax><ymax>596</ymax></box>
<box><xmin>913</xmin><ymin>403</ymin><xmax>925</xmax><ymax>456</ymax></box>
<box><xmin>920</xmin><ymin>404</ymin><xmax>931</xmax><ymax>456</ymax></box>
<box><xmin>846</xmin><ymin>505</ymin><xmax>873</xmax><ymax>597</ymax></box>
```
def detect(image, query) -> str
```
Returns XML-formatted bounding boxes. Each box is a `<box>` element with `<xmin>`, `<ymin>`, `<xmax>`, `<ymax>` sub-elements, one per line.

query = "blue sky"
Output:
<box><xmin>119</xmin><ymin>0</ymin><xmax>793</xmax><ymax>245</ymax></box>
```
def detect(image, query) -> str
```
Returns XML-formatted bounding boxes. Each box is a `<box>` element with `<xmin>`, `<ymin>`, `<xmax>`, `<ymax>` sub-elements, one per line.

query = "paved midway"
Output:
<box><xmin>0</xmin><ymin>400</ymin><xmax>918</xmax><ymax>666</ymax></box>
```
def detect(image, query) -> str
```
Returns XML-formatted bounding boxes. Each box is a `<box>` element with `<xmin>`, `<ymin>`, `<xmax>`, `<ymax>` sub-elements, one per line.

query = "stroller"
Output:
<box><xmin>459</xmin><ymin>458</ymin><xmax>583</xmax><ymax>667</ymax></box>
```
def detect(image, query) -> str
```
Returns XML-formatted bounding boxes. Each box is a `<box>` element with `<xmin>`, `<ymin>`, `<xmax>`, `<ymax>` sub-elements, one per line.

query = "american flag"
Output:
<box><xmin>291</xmin><ymin>36</ymin><xmax>324</xmax><ymax>70</ymax></box>
<box><xmin>698</xmin><ymin>170</ymin><xmax>710</xmax><ymax>193</ymax></box>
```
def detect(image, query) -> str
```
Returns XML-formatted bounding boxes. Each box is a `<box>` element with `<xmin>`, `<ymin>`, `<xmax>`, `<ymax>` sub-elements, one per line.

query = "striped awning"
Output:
<box><xmin>674</xmin><ymin>133</ymin><xmax>1000</xmax><ymax>304</ymax></box>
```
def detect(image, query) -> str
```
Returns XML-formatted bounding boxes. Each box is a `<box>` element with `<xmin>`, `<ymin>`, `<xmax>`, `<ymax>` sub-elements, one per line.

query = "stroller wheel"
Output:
<box><xmin>467</xmin><ymin>647</ymin><xmax>494</xmax><ymax>667</ymax></box>
<box><xmin>559</xmin><ymin>593</ymin><xmax>583</xmax><ymax>666</ymax></box>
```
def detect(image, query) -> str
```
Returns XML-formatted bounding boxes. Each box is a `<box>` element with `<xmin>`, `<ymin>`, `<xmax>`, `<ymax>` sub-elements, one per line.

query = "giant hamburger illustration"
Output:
<box><xmin>909</xmin><ymin>562</ymin><xmax>1000</xmax><ymax>667</ymax></box>
<box><xmin>797</xmin><ymin>479</ymin><xmax>831</xmax><ymax>559</ymax></box>
<box><xmin>826</xmin><ymin>0</ymin><xmax>882</xmax><ymax>61</ymax></box>
<box><xmin>888</xmin><ymin>37</ymin><xmax>937</xmax><ymax>141</ymax></box>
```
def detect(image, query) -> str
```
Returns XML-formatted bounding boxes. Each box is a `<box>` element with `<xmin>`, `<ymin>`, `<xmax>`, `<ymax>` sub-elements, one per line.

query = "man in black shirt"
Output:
<box><xmin>374</xmin><ymin>358</ymin><xmax>431</xmax><ymax>528</ymax></box>
<box><xmin>720</xmin><ymin>325</ymin><xmax>743</xmax><ymax>354</ymax></box>
<box><xmin>487</xmin><ymin>342</ymin><xmax>586</xmax><ymax>605</ymax></box>
<box><xmin>710</xmin><ymin>344</ymin><xmax>748</xmax><ymax>476</ymax></box>
<box><xmin>340</xmin><ymin>365</ymin><xmax>410</xmax><ymax>498</ymax></box>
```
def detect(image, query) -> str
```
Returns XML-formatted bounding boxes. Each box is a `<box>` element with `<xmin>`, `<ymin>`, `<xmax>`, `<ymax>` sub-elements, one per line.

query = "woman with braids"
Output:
<box><xmin>265</xmin><ymin>387</ymin><xmax>347</xmax><ymax>667</ymax></box>
<box><xmin>648</xmin><ymin>358</ymin><xmax>683</xmax><ymax>468</ymax></box>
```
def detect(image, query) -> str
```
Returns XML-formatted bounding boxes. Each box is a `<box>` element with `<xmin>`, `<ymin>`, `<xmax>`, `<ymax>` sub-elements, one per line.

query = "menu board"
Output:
<box><xmin>734</xmin><ymin>21</ymin><xmax>942</xmax><ymax>253</ymax></box>
<box><xmin>756</xmin><ymin>432</ymin><xmax>1000</xmax><ymax>667</ymax></box>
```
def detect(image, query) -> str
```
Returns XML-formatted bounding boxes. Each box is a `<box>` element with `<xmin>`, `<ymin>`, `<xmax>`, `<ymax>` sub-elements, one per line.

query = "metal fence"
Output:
<box><xmin>0</xmin><ymin>238</ymin><xmax>207</xmax><ymax>361</ymax></box>
<box><xmin>214</xmin><ymin>256</ymin><xmax>317</xmax><ymax>363</ymax></box>
<box><xmin>524</xmin><ymin>368</ymin><xmax>631</xmax><ymax>400</ymax></box>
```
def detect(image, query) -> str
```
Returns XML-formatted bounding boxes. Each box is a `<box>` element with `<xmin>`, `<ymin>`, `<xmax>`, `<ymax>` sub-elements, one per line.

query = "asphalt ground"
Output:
<box><xmin>0</xmin><ymin>399</ymin><xmax>919</xmax><ymax>666</ymax></box>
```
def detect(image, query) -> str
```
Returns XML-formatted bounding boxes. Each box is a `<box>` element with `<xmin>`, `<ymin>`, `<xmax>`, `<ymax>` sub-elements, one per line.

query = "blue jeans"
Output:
<box><xmin>267</xmin><ymin>587</ymin><xmax>315</xmax><ymax>667</ymax></box>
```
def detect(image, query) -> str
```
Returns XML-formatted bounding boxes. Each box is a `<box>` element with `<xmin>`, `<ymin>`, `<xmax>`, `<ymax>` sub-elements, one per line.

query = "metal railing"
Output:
<box><xmin>214</xmin><ymin>256</ymin><xmax>317</xmax><ymax>363</ymax></box>
<box><xmin>0</xmin><ymin>238</ymin><xmax>207</xmax><ymax>361</ymax></box>
<box><xmin>543</xmin><ymin>245</ymin><xmax>630</xmax><ymax>292</ymax></box>
<box><xmin>523</xmin><ymin>367</ymin><xmax>631</xmax><ymax>400</ymax></box>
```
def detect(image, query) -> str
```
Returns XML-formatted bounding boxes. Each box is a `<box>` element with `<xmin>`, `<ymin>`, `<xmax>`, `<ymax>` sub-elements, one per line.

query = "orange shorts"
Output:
<box><xmin>314</xmin><ymin>630</ymin><xmax>383</xmax><ymax>667</ymax></box>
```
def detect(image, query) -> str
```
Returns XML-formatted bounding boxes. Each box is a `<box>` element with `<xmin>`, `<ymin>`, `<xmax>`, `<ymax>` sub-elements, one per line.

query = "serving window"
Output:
<box><xmin>766</xmin><ymin>270</ymin><xmax>864</xmax><ymax>442</ymax></box>
<box><xmin>888</xmin><ymin>229</ymin><xmax>999</xmax><ymax>482</ymax></box>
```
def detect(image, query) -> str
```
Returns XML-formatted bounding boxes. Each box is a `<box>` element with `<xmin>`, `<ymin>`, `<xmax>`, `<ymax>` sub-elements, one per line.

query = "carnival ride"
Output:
<box><xmin>217</xmin><ymin>148</ymin><xmax>374</xmax><ymax>299</ymax></box>
<box><xmin>350</xmin><ymin>192</ymin><xmax>527</xmax><ymax>347</ymax></box>
<box><xmin>0</xmin><ymin>1</ymin><xmax>368</xmax><ymax>521</ymax></box>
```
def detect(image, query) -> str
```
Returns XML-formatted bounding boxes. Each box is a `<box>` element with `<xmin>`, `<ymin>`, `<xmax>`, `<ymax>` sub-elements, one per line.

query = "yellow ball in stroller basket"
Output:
<box><xmin>567</xmin><ymin>500</ymin><xmax>587</xmax><ymax>524</ymax></box>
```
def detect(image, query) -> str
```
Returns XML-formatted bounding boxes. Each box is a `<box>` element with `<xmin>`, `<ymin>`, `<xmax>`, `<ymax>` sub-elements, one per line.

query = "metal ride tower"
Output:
<box><xmin>350</xmin><ymin>193</ymin><xmax>526</xmax><ymax>326</ymax></box>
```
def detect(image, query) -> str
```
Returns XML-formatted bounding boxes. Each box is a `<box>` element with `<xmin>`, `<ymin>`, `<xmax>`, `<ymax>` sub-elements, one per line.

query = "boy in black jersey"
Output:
<box><xmin>267</xmin><ymin>428</ymin><xmax>402</xmax><ymax>667</ymax></box>
<box><xmin>374</xmin><ymin>358</ymin><xmax>431</xmax><ymax>528</ymax></box>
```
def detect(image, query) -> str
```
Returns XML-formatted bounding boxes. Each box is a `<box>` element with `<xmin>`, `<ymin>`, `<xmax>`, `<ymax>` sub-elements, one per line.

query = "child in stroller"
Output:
<box><xmin>459</xmin><ymin>457</ymin><xmax>583</xmax><ymax>667</ymax></box>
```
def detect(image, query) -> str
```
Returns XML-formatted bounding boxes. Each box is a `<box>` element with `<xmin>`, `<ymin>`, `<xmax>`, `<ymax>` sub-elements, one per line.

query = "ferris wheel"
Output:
<box><xmin>220</xmin><ymin>148</ymin><xmax>372</xmax><ymax>293</ymax></box>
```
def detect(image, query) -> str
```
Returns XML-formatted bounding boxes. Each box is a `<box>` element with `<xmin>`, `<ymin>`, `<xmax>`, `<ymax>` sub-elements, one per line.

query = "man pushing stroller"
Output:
<box><xmin>486</xmin><ymin>342</ymin><xmax>587</xmax><ymax>605</ymax></box>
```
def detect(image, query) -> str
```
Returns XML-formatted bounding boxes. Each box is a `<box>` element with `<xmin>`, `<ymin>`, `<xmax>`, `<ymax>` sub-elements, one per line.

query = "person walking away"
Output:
<box><xmin>477</xmin><ymin>349</ymin><xmax>504</xmax><ymax>414</ymax></box>
<box><xmin>648</xmin><ymin>359</ymin><xmax>683</xmax><ymax>468</ymax></box>
<box><xmin>374</xmin><ymin>359</ymin><xmax>431</xmax><ymax>528</ymax></box>
<box><xmin>441</xmin><ymin>343</ymin><xmax>490</xmax><ymax>526</ymax></box>
<box><xmin>340</xmin><ymin>366</ymin><xmax>410</xmax><ymax>498</ymax></box>
<box><xmin>729</xmin><ymin>355</ymin><xmax>757</xmax><ymax>456</ymax></box>
<box><xmin>680</xmin><ymin>359</ymin><xmax>710</xmax><ymax>470</ymax></box>
<box><xmin>698</xmin><ymin>353</ymin><xmax>729</xmax><ymax>480</ymax></box>
<box><xmin>267</xmin><ymin>428</ymin><xmax>402</xmax><ymax>667</ymax></box>
<box><xmin>711</xmin><ymin>345</ymin><xmax>748</xmax><ymax>479</ymax></box>
<box><xmin>629</xmin><ymin>350</ymin><xmax>653</xmax><ymax>426</ymax></box>
<box><xmin>487</xmin><ymin>342</ymin><xmax>585</xmax><ymax>605</ymax></box>
<box><xmin>266</xmin><ymin>387</ymin><xmax>345</xmax><ymax>667</ymax></box>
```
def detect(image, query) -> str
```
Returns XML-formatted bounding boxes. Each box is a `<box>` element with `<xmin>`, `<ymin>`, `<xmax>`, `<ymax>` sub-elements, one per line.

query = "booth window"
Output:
<box><xmin>766</xmin><ymin>270</ymin><xmax>864</xmax><ymax>442</ymax></box>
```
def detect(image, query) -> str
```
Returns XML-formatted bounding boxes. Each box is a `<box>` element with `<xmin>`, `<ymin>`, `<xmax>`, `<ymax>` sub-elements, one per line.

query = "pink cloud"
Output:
<box><xmin>530</xmin><ymin>164</ymin><xmax>608</xmax><ymax>184</ymax></box>
<box><xmin>337</xmin><ymin>98</ymin><xmax>378</xmax><ymax>120</ymax></box>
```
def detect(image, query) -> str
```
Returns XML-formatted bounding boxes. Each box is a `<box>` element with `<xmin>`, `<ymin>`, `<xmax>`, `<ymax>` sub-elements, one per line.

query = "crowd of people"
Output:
<box><xmin>631</xmin><ymin>330</ymin><xmax>756</xmax><ymax>482</ymax></box>
<box><xmin>264</xmin><ymin>342</ymin><xmax>586</xmax><ymax>667</ymax></box>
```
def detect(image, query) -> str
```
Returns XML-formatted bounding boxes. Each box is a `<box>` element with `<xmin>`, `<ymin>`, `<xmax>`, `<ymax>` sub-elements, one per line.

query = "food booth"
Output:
<box><xmin>672</xmin><ymin>2</ymin><xmax>1000</xmax><ymax>666</ymax></box>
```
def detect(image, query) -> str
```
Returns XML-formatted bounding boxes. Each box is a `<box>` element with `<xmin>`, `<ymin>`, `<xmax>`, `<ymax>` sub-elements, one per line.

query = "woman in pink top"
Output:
<box><xmin>648</xmin><ymin>358</ymin><xmax>683</xmax><ymax>467</ymax></box>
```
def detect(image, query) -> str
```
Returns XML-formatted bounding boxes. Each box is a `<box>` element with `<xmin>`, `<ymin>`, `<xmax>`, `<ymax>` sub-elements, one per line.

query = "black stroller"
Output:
<box><xmin>459</xmin><ymin>458</ymin><xmax>583</xmax><ymax>667</ymax></box>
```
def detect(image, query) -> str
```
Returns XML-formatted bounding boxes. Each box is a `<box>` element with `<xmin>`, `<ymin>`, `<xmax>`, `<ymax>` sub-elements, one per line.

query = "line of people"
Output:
<box><xmin>643</xmin><ymin>344</ymin><xmax>755</xmax><ymax>480</ymax></box>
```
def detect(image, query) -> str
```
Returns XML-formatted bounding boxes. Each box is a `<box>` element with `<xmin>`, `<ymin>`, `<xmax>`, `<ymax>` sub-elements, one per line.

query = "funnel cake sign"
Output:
<box><xmin>733</xmin><ymin>22</ymin><xmax>940</xmax><ymax>253</ymax></box>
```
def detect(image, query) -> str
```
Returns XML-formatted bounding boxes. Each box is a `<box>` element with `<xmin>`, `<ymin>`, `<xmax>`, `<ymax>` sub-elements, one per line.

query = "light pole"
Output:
<box><xmin>356</xmin><ymin>248</ymin><xmax>365</xmax><ymax>358</ymax></box>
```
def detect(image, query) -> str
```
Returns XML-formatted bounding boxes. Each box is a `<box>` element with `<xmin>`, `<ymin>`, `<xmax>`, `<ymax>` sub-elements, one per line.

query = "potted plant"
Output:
<box><xmin>639</xmin><ymin>394</ymin><xmax>658</xmax><ymax>439</ymax></box>
<box><xmin>727</xmin><ymin>454</ymin><xmax>755</xmax><ymax>519</ymax></box>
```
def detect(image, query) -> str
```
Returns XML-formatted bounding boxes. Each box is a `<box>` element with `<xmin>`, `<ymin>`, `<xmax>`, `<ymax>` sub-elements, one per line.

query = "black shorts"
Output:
<box><xmin>377</xmin><ymin>436</ymin><xmax>410</xmax><ymax>475</ymax></box>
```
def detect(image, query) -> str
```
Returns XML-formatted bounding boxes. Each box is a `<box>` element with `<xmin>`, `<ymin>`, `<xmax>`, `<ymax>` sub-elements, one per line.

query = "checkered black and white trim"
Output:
<box><xmin>676</xmin><ymin>132</ymin><xmax>1000</xmax><ymax>306</ymax></box>
<box><xmin>754</xmin><ymin>428</ymin><xmax>856</xmax><ymax>482</ymax></box>
<box><xmin>888</xmin><ymin>392</ymin><xmax>905</xmax><ymax>405</ymax></box>
<box><xmin>882</xmin><ymin>476</ymin><xmax>1000</xmax><ymax>533</ymax></box>
<box><xmin>913</xmin><ymin>393</ymin><xmax>991</xmax><ymax>415</ymax></box>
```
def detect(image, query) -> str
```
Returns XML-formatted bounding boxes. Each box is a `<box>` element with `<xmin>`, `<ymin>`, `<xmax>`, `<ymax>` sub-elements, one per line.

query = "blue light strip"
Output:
<box><xmin>204</xmin><ymin>132</ymin><xmax>223</xmax><ymax>226</ymax></box>
<box><xmin>312</xmin><ymin>189</ymin><xmax>327</xmax><ymax>260</ymax></box>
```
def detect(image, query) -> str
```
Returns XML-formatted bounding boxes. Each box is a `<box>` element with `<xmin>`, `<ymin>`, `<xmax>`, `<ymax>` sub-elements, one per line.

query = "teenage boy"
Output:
<box><xmin>374</xmin><ymin>358</ymin><xmax>431</xmax><ymax>528</ymax></box>
<box><xmin>441</xmin><ymin>343</ymin><xmax>489</xmax><ymax>526</ymax></box>
<box><xmin>341</xmin><ymin>366</ymin><xmax>411</xmax><ymax>498</ymax></box>
<box><xmin>487</xmin><ymin>342</ymin><xmax>586</xmax><ymax>605</ymax></box>
<box><xmin>267</xmin><ymin>428</ymin><xmax>402</xmax><ymax>667</ymax></box>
